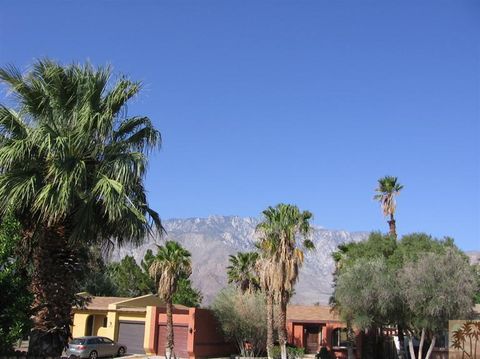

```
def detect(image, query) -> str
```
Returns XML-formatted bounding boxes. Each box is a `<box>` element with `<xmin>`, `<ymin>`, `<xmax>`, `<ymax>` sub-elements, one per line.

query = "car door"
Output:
<box><xmin>88</xmin><ymin>338</ymin><xmax>101</xmax><ymax>357</ymax></box>
<box><xmin>101</xmin><ymin>337</ymin><xmax>117</xmax><ymax>356</ymax></box>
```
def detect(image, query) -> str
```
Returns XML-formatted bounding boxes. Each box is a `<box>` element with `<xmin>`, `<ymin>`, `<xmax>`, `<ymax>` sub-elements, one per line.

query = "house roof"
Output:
<box><xmin>74</xmin><ymin>294</ymin><xmax>190</xmax><ymax>312</ymax></box>
<box><xmin>83</xmin><ymin>296</ymin><xmax>130</xmax><ymax>311</ymax></box>
<box><xmin>287</xmin><ymin>305</ymin><xmax>341</xmax><ymax>322</ymax></box>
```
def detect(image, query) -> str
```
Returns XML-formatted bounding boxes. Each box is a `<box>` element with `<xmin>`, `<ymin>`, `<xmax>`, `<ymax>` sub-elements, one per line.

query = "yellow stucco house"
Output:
<box><xmin>71</xmin><ymin>294</ymin><xmax>165</xmax><ymax>354</ymax></box>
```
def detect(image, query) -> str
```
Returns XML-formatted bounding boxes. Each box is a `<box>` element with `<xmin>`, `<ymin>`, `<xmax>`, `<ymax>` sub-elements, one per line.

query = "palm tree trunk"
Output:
<box><xmin>389</xmin><ymin>214</ymin><xmax>407</xmax><ymax>359</ymax></box>
<box><xmin>166</xmin><ymin>298</ymin><xmax>174</xmax><ymax>359</ymax></box>
<box><xmin>278</xmin><ymin>292</ymin><xmax>288</xmax><ymax>359</ymax></box>
<box><xmin>388</xmin><ymin>214</ymin><xmax>396</xmax><ymax>239</ymax></box>
<box><xmin>266</xmin><ymin>291</ymin><xmax>274</xmax><ymax>359</ymax></box>
<box><xmin>27</xmin><ymin>226</ymin><xmax>77</xmax><ymax>357</ymax></box>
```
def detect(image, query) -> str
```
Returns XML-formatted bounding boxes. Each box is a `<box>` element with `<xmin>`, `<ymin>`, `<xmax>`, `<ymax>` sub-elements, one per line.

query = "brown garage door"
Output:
<box><xmin>157</xmin><ymin>324</ymin><xmax>189</xmax><ymax>358</ymax></box>
<box><xmin>118</xmin><ymin>321</ymin><xmax>145</xmax><ymax>354</ymax></box>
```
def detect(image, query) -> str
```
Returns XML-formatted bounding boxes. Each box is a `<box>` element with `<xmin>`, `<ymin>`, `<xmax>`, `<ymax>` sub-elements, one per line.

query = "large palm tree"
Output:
<box><xmin>227</xmin><ymin>251</ymin><xmax>260</xmax><ymax>293</ymax></box>
<box><xmin>374</xmin><ymin>176</ymin><xmax>403</xmax><ymax>239</ymax></box>
<box><xmin>256</xmin><ymin>204</ymin><xmax>314</xmax><ymax>359</ymax></box>
<box><xmin>0</xmin><ymin>60</ymin><xmax>162</xmax><ymax>356</ymax></box>
<box><xmin>149</xmin><ymin>241</ymin><xmax>192</xmax><ymax>359</ymax></box>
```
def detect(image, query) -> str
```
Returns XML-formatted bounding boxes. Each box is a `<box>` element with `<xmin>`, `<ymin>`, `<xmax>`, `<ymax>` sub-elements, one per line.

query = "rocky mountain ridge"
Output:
<box><xmin>108</xmin><ymin>216</ymin><xmax>479</xmax><ymax>305</ymax></box>
<box><xmin>108</xmin><ymin>215</ymin><xmax>368</xmax><ymax>305</ymax></box>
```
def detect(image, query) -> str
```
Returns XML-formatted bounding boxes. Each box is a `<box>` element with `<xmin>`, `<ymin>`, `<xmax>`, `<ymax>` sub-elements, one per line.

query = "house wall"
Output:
<box><xmin>72</xmin><ymin>311</ymin><xmax>109</xmax><ymax>338</ymax></box>
<box><xmin>97</xmin><ymin>309</ymin><xmax>118</xmax><ymax>339</ymax></box>
<box><xmin>72</xmin><ymin>313</ymin><xmax>90</xmax><ymax>338</ymax></box>
<box><xmin>287</xmin><ymin>321</ymin><xmax>362</xmax><ymax>359</ymax></box>
<box><xmin>145</xmin><ymin>306</ymin><xmax>234</xmax><ymax>359</ymax></box>
<box><xmin>192</xmin><ymin>308</ymin><xmax>236</xmax><ymax>358</ymax></box>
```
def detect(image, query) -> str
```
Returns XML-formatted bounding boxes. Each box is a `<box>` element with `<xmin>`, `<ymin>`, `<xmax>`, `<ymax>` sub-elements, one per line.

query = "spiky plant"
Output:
<box><xmin>374</xmin><ymin>176</ymin><xmax>403</xmax><ymax>238</ymax></box>
<box><xmin>0</xmin><ymin>60</ymin><xmax>162</xmax><ymax>356</ymax></box>
<box><xmin>256</xmin><ymin>204</ymin><xmax>314</xmax><ymax>359</ymax></box>
<box><xmin>227</xmin><ymin>251</ymin><xmax>260</xmax><ymax>293</ymax></box>
<box><xmin>149</xmin><ymin>241</ymin><xmax>192</xmax><ymax>359</ymax></box>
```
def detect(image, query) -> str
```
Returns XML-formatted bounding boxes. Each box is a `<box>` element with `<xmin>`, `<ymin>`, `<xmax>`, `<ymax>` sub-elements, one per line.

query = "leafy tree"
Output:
<box><xmin>211</xmin><ymin>286</ymin><xmax>267</xmax><ymax>357</ymax></box>
<box><xmin>374</xmin><ymin>176</ymin><xmax>403</xmax><ymax>238</ymax></box>
<box><xmin>0</xmin><ymin>214</ymin><xmax>32</xmax><ymax>354</ymax></box>
<box><xmin>256</xmin><ymin>204</ymin><xmax>314</xmax><ymax>359</ymax></box>
<box><xmin>227</xmin><ymin>251</ymin><xmax>259</xmax><ymax>293</ymax></box>
<box><xmin>173</xmin><ymin>276</ymin><xmax>203</xmax><ymax>307</ymax></box>
<box><xmin>473</xmin><ymin>263</ymin><xmax>480</xmax><ymax>304</ymax></box>
<box><xmin>332</xmin><ymin>233</ymin><xmax>477</xmax><ymax>359</ymax></box>
<box><xmin>78</xmin><ymin>245</ymin><xmax>118</xmax><ymax>296</ymax></box>
<box><xmin>0</xmin><ymin>60</ymin><xmax>162</xmax><ymax>357</ymax></box>
<box><xmin>149</xmin><ymin>241</ymin><xmax>192</xmax><ymax>359</ymax></box>
<box><xmin>399</xmin><ymin>249</ymin><xmax>476</xmax><ymax>359</ymax></box>
<box><xmin>334</xmin><ymin>257</ymin><xmax>396</xmax><ymax>330</ymax></box>
<box><xmin>108</xmin><ymin>255</ymin><xmax>155</xmax><ymax>296</ymax></box>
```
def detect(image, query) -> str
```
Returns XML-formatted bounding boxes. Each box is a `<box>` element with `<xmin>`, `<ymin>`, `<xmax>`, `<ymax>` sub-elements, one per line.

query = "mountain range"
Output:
<box><xmin>108</xmin><ymin>215</ymin><xmax>368</xmax><ymax>305</ymax></box>
<box><xmin>108</xmin><ymin>216</ymin><xmax>479</xmax><ymax>305</ymax></box>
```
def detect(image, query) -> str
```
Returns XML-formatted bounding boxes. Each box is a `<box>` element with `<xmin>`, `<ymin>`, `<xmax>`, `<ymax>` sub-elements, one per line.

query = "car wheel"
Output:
<box><xmin>117</xmin><ymin>347</ymin><xmax>126</xmax><ymax>356</ymax></box>
<box><xmin>89</xmin><ymin>350</ymin><xmax>98</xmax><ymax>359</ymax></box>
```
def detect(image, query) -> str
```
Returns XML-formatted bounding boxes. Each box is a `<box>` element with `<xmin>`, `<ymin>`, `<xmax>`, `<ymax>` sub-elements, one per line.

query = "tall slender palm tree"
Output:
<box><xmin>374</xmin><ymin>176</ymin><xmax>403</xmax><ymax>239</ymax></box>
<box><xmin>256</xmin><ymin>255</ymin><xmax>276</xmax><ymax>359</ymax></box>
<box><xmin>227</xmin><ymin>251</ymin><xmax>260</xmax><ymax>293</ymax></box>
<box><xmin>256</xmin><ymin>204</ymin><xmax>314</xmax><ymax>359</ymax></box>
<box><xmin>149</xmin><ymin>241</ymin><xmax>192</xmax><ymax>359</ymax></box>
<box><xmin>0</xmin><ymin>60</ymin><xmax>162</xmax><ymax>357</ymax></box>
<box><xmin>374</xmin><ymin>176</ymin><xmax>405</xmax><ymax>358</ymax></box>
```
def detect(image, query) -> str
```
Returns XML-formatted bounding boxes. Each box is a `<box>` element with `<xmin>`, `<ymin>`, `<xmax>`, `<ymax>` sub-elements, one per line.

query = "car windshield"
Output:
<box><xmin>70</xmin><ymin>339</ymin><xmax>86</xmax><ymax>345</ymax></box>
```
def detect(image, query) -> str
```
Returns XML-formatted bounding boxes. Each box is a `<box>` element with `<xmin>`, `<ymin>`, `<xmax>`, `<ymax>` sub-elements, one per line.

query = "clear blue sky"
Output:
<box><xmin>1</xmin><ymin>1</ymin><xmax>479</xmax><ymax>250</ymax></box>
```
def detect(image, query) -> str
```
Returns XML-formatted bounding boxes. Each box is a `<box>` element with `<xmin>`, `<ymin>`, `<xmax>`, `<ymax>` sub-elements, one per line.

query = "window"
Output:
<box><xmin>332</xmin><ymin>328</ymin><xmax>349</xmax><ymax>348</ymax></box>
<box><xmin>102</xmin><ymin>337</ymin><xmax>114</xmax><ymax>344</ymax></box>
<box><xmin>103</xmin><ymin>316</ymin><xmax>108</xmax><ymax>328</ymax></box>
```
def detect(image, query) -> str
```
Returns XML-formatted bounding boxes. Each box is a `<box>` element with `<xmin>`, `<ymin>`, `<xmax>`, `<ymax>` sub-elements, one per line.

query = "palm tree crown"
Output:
<box><xmin>374</xmin><ymin>176</ymin><xmax>403</xmax><ymax>218</ymax></box>
<box><xmin>0</xmin><ymin>60</ymin><xmax>162</xmax><ymax>243</ymax></box>
<box><xmin>227</xmin><ymin>251</ymin><xmax>259</xmax><ymax>293</ymax></box>
<box><xmin>149</xmin><ymin>241</ymin><xmax>192</xmax><ymax>301</ymax></box>
<box><xmin>256</xmin><ymin>204</ymin><xmax>314</xmax><ymax>293</ymax></box>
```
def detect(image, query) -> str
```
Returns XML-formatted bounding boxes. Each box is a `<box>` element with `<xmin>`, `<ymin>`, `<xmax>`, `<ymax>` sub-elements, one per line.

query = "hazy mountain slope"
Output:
<box><xmin>108</xmin><ymin>216</ymin><xmax>368</xmax><ymax>305</ymax></box>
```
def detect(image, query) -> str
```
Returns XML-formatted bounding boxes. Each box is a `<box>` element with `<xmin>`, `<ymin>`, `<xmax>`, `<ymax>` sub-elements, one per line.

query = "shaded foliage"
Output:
<box><xmin>0</xmin><ymin>214</ymin><xmax>32</xmax><ymax>354</ymax></box>
<box><xmin>108</xmin><ymin>255</ymin><xmax>155</xmax><ymax>297</ymax></box>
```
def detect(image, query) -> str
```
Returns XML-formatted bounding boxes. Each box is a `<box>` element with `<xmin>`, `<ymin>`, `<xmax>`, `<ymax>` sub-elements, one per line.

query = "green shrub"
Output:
<box><xmin>270</xmin><ymin>345</ymin><xmax>305</xmax><ymax>359</ymax></box>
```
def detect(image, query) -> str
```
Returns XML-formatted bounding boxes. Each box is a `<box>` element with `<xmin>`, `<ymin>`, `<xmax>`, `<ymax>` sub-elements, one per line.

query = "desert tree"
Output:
<box><xmin>212</xmin><ymin>286</ymin><xmax>267</xmax><ymax>357</ymax></box>
<box><xmin>399</xmin><ymin>248</ymin><xmax>476</xmax><ymax>359</ymax></box>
